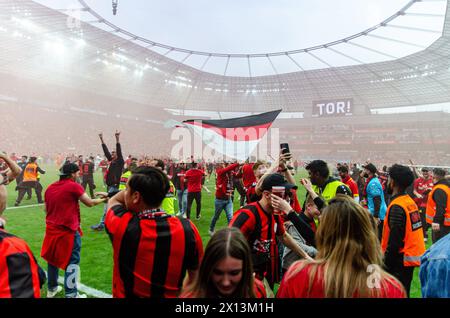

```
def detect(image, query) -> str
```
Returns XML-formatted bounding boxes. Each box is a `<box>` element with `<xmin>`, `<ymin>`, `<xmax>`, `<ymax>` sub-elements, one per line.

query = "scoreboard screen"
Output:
<box><xmin>312</xmin><ymin>99</ymin><xmax>353</xmax><ymax>118</ymax></box>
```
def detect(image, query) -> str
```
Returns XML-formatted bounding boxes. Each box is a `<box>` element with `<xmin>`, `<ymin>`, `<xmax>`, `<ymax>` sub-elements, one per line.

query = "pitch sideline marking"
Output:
<box><xmin>5</xmin><ymin>203</ymin><xmax>45</xmax><ymax>210</ymax></box>
<box><xmin>5</xmin><ymin>204</ymin><xmax>111</xmax><ymax>298</ymax></box>
<box><xmin>57</xmin><ymin>277</ymin><xmax>112</xmax><ymax>298</ymax></box>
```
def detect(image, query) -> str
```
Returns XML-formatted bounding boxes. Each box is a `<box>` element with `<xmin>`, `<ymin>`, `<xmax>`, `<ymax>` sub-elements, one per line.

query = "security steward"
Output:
<box><xmin>305</xmin><ymin>160</ymin><xmax>352</xmax><ymax>206</ymax></box>
<box><xmin>0</xmin><ymin>153</ymin><xmax>46</xmax><ymax>298</ymax></box>
<box><xmin>15</xmin><ymin>156</ymin><xmax>45</xmax><ymax>206</ymax></box>
<box><xmin>381</xmin><ymin>164</ymin><xmax>426</xmax><ymax>297</ymax></box>
<box><xmin>151</xmin><ymin>159</ymin><xmax>177</xmax><ymax>215</ymax></box>
<box><xmin>426</xmin><ymin>168</ymin><xmax>450</xmax><ymax>243</ymax></box>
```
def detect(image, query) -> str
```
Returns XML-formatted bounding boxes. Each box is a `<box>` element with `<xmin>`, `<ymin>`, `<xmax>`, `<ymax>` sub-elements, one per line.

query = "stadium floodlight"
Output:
<box><xmin>112</xmin><ymin>0</ymin><xmax>118</xmax><ymax>15</ymax></box>
<box><xmin>44</xmin><ymin>40</ymin><xmax>66</xmax><ymax>56</ymax></box>
<box><xmin>11</xmin><ymin>16</ymin><xmax>39</xmax><ymax>32</ymax></box>
<box><xmin>72</xmin><ymin>38</ymin><xmax>86</xmax><ymax>47</ymax></box>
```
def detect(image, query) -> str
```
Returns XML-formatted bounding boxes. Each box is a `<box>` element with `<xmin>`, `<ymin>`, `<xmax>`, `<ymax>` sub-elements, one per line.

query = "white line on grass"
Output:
<box><xmin>57</xmin><ymin>277</ymin><xmax>112</xmax><ymax>298</ymax></box>
<box><xmin>5</xmin><ymin>203</ymin><xmax>45</xmax><ymax>210</ymax></box>
<box><xmin>5</xmin><ymin>203</ymin><xmax>111</xmax><ymax>298</ymax></box>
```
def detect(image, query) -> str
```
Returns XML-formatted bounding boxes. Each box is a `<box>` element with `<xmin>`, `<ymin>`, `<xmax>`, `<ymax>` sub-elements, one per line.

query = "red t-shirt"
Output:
<box><xmin>99</xmin><ymin>160</ymin><xmax>108</xmax><ymax>172</ymax></box>
<box><xmin>44</xmin><ymin>179</ymin><xmax>85</xmax><ymax>231</ymax></box>
<box><xmin>185</xmin><ymin>169</ymin><xmax>205</xmax><ymax>193</ymax></box>
<box><xmin>277</xmin><ymin>262</ymin><xmax>406</xmax><ymax>298</ymax></box>
<box><xmin>242</xmin><ymin>163</ymin><xmax>256</xmax><ymax>188</ymax></box>
<box><xmin>413</xmin><ymin>177</ymin><xmax>434</xmax><ymax>208</ymax></box>
<box><xmin>216</xmin><ymin>163</ymin><xmax>240</xmax><ymax>199</ymax></box>
<box><xmin>342</xmin><ymin>176</ymin><xmax>359</xmax><ymax>198</ymax></box>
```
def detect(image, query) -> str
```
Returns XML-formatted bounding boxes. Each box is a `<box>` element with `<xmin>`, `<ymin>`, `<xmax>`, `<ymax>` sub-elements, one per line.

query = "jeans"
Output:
<box><xmin>186</xmin><ymin>192</ymin><xmax>202</xmax><ymax>219</ymax></box>
<box><xmin>210</xmin><ymin>198</ymin><xmax>233</xmax><ymax>232</ymax></box>
<box><xmin>177</xmin><ymin>189</ymin><xmax>187</xmax><ymax>215</ymax></box>
<box><xmin>100</xmin><ymin>185</ymin><xmax>119</xmax><ymax>226</ymax></box>
<box><xmin>48</xmin><ymin>232</ymin><xmax>81</xmax><ymax>298</ymax></box>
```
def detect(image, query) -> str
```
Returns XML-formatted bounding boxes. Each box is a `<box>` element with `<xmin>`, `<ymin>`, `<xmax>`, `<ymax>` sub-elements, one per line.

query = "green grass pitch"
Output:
<box><xmin>2</xmin><ymin>164</ymin><xmax>428</xmax><ymax>298</ymax></box>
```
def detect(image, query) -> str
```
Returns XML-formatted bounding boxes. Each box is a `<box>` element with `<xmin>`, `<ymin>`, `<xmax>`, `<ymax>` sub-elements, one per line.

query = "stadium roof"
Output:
<box><xmin>0</xmin><ymin>0</ymin><xmax>450</xmax><ymax>114</ymax></box>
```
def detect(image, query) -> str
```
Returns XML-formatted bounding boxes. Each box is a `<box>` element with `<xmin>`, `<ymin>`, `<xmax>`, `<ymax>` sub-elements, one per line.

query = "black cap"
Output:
<box><xmin>363</xmin><ymin>163</ymin><xmax>378</xmax><ymax>174</ymax></box>
<box><xmin>59</xmin><ymin>163</ymin><xmax>79</xmax><ymax>176</ymax></box>
<box><xmin>260</xmin><ymin>173</ymin><xmax>298</xmax><ymax>192</ymax></box>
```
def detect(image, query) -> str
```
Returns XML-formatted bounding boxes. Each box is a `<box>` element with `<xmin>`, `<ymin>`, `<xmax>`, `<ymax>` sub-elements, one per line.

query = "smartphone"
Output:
<box><xmin>280</xmin><ymin>143</ymin><xmax>290</xmax><ymax>155</ymax></box>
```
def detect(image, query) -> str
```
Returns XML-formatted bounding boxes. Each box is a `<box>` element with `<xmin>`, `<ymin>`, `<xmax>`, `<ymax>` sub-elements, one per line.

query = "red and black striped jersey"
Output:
<box><xmin>105</xmin><ymin>205</ymin><xmax>204</xmax><ymax>298</ymax></box>
<box><xmin>254</xmin><ymin>278</ymin><xmax>267</xmax><ymax>298</ymax></box>
<box><xmin>0</xmin><ymin>229</ymin><xmax>44</xmax><ymax>298</ymax></box>
<box><xmin>245</xmin><ymin>183</ymin><xmax>261</xmax><ymax>204</ymax></box>
<box><xmin>230</xmin><ymin>202</ymin><xmax>285</xmax><ymax>288</ymax></box>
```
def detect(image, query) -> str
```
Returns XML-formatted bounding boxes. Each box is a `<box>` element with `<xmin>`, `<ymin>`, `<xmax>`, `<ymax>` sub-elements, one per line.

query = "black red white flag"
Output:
<box><xmin>181</xmin><ymin>110</ymin><xmax>282</xmax><ymax>160</ymax></box>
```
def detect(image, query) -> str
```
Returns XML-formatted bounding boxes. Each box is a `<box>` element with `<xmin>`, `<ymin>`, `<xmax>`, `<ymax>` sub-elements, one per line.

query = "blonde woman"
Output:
<box><xmin>277</xmin><ymin>194</ymin><xmax>406</xmax><ymax>298</ymax></box>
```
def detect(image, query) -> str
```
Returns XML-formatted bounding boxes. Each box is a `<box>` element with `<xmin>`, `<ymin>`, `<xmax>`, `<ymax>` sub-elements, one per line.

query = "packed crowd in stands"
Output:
<box><xmin>1</xmin><ymin>130</ymin><xmax>449</xmax><ymax>299</ymax></box>
<box><xmin>1</xmin><ymin>100</ymin><xmax>449</xmax><ymax>167</ymax></box>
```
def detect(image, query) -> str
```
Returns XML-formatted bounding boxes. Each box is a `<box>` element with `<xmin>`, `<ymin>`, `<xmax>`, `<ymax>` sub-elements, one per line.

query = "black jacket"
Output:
<box><xmin>102</xmin><ymin>143</ymin><xmax>124</xmax><ymax>187</ymax></box>
<box><xmin>432</xmin><ymin>179</ymin><xmax>450</xmax><ymax>225</ymax></box>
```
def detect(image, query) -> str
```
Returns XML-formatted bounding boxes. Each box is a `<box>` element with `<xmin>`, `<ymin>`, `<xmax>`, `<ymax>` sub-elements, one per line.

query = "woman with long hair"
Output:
<box><xmin>277</xmin><ymin>194</ymin><xmax>405</xmax><ymax>298</ymax></box>
<box><xmin>181</xmin><ymin>227</ymin><xmax>266</xmax><ymax>298</ymax></box>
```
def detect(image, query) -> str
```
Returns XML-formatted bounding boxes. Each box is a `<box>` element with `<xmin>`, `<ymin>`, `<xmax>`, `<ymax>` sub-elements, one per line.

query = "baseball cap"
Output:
<box><xmin>59</xmin><ymin>163</ymin><xmax>79</xmax><ymax>176</ymax></box>
<box><xmin>261</xmin><ymin>173</ymin><xmax>298</xmax><ymax>192</ymax></box>
<box><xmin>362</xmin><ymin>163</ymin><xmax>378</xmax><ymax>174</ymax></box>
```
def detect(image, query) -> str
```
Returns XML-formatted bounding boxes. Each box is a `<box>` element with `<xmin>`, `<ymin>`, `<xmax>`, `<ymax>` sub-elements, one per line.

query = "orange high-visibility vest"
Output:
<box><xmin>425</xmin><ymin>183</ymin><xmax>450</xmax><ymax>226</ymax></box>
<box><xmin>381</xmin><ymin>194</ymin><xmax>425</xmax><ymax>267</ymax></box>
<box><xmin>23</xmin><ymin>163</ymin><xmax>38</xmax><ymax>182</ymax></box>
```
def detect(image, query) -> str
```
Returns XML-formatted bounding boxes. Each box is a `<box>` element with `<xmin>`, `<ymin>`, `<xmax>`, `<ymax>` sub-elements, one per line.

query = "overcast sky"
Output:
<box><xmin>37</xmin><ymin>0</ymin><xmax>412</xmax><ymax>52</ymax></box>
<box><xmin>33</xmin><ymin>0</ymin><xmax>446</xmax><ymax>75</ymax></box>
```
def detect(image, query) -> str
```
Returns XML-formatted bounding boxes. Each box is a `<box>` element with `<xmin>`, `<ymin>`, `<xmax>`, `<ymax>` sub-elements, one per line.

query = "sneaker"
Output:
<box><xmin>208</xmin><ymin>230</ymin><xmax>214</xmax><ymax>236</ymax></box>
<box><xmin>47</xmin><ymin>286</ymin><xmax>63</xmax><ymax>298</ymax></box>
<box><xmin>90</xmin><ymin>224</ymin><xmax>105</xmax><ymax>231</ymax></box>
<box><xmin>14</xmin><ymin>202</ymin><xmax>19</xmax><ymax>207</ymax></box>
<box><xmin>196</xmin><ymin>215</ymin><xmax>201</xmax><ymax>220</ymax></box>
<box><xmin>67</xmin><ymin>293</ymin><xmax>87</xmax><ymax>299</ymax></box>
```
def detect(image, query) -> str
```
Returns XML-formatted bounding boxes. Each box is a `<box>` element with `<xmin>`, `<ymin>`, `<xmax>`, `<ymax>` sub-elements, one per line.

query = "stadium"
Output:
<box><xmin>0</xmin><ymin>0</ymin><xmax>449</xmax><ymax>301</ymax></box>
<box><xmin>0</xmin><ymin>0</ymin><xmax>449</xmax><ymax>164</ymax></box>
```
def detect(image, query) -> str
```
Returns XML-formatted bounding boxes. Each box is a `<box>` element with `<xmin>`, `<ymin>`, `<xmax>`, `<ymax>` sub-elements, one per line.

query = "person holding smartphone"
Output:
<box><xmin>230</xmin><ymin>173</ymin><xmax>311</xmax><ymax>289</ymax></box>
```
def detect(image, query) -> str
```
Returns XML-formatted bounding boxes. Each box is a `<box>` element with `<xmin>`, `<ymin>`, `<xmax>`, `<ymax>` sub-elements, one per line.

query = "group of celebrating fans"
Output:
<box><xmin>0</xmin><ymin>131</ymin><xmax>449</xmax><ymax>299</ymax></box>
